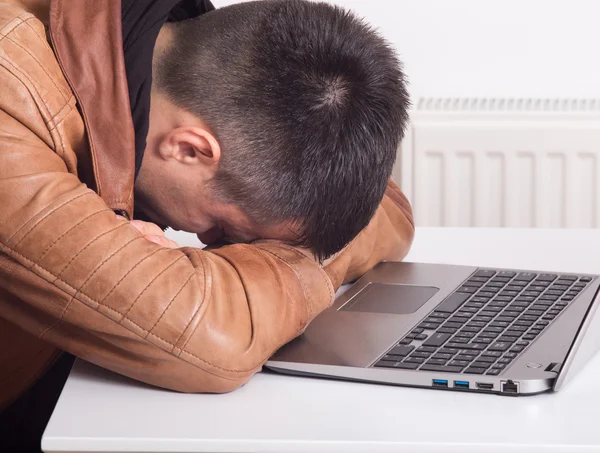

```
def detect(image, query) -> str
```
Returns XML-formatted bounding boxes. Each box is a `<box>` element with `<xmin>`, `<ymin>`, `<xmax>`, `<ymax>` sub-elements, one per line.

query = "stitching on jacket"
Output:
<box><xmin>0</xmin><ymin>54</ymin><xmax>55</xmax><ymax>122</ymax></box>
<box><xmin>254</xmin><ymin>246</ymin><xmax>314</xmax><ymax>324</ymax></box>
<box><xmin>37</xmin><ymin>208</ymin><xmax>111</xmax><ymax>261</ymax></box>
<box><xmin>12</xmin><ymin>192</ymin><xmax>91</xmax><ymax>247</ymax></box>
<box><xmin>0</xmin><ymin>14</ymin><xmax>32</xmax><ymax>41</ymax></box>
<box><xmin>47</xmin><ymin>101</ymin><xmax>74</xmax><ymax>131</ymax></box>
<box><xmin>70</xmin><ymin>237</ymin><xmax>141</xmax><ymax>299</ymax></box>
<box><xmin>120</xmin><ymin>255</ymin><xmax>186</xmax><ymax>320</ymax></box>
<box><xmin>242</xmin><ymin>245</ymin><xmax>287</xmax><ymax>343</ymax></box>
<box><xmin>2</xmin><ymin>241</ymin><xmax>263</xmax><ymax>374</ymax></box>
<box><xmin>55</xmin><ymin>222</ymin><xmax>130</xmax><ymax>280</ymax></box>
<box><xmin>2</xmin><ymin>192</ymin><xmax>91</xmax><ymax>251</ymax></box>
<box><xmin>275</xmin><ymin>245</ymin><xmax>335</xmax><ymax>303</ymax></box>
<box><xmin>47</xmin><ymin>237</ymin><xmax>142</xmax><ymax>335</ymax></box>
<box><xmin>148</xmin><ymin>272</ymin><xmax>195</xmax><ymax>334</ymax></box>
<box><xmin>45</xmin><ymin>5</ymin><xmax>103</xmax><ymax>198</ymax></box>
<box><xmin>23</xmin><ymin>19</ymin><xmax>74</xmax><ymax>102</ymax></box>
<box><xmin>99</xmin><ymin>248</ymin><xmax>165</xmax><ymax>304</ymax></box>
<box><xmin>5</xmin><ymin>34</ymin><xmax>69</xmax><ymax>103</ymax></box>
<box><xmin>175</xmin><ymin>248</ymin><xmax>208</xmax><ymax>350</ymax></box>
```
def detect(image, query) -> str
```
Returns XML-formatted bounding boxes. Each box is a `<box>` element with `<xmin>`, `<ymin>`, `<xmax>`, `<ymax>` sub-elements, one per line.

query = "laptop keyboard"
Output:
<box><xmin>373</xmin><ymin>269</ymin><xmax>595</xmax><ymax>376</ymax></box>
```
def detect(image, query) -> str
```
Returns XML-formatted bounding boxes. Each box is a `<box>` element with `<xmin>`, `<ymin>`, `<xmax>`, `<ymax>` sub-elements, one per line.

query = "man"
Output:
<box><xmin>0</xmin><ymin>0</ymin><xmax>414</xmax><ymax>449</ymax></box>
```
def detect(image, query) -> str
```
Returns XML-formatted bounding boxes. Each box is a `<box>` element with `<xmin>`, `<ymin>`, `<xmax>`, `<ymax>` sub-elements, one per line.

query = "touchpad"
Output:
<box><xmin>340</xmin><ymin>283</ymin><xmax>439</xmax><ymax>315</ymax></box>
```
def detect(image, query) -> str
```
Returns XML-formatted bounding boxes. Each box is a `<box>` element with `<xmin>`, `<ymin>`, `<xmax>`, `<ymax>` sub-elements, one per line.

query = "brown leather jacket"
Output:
<box><xmin>0</xmin><ymin>0</ymin><xmax>414</xmax><ymax>411</ymax></box>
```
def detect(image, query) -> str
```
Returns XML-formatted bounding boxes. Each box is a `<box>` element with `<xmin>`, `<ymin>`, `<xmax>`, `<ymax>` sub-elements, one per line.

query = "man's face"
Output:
<box><xmin>134</xmin><ymin>185</ymin><xmax>298</xmax><ymax>246</ymax></box>
<box><xmin>136</xmin><ymin>91</ymin><xmax>301</xmax><ymax>246</ymax></box>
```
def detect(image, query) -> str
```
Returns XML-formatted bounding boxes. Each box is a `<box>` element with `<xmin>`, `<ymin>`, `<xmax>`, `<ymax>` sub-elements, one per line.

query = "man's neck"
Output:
<box><xmin>6</xmin><ymin>0</ymin><xmax>50</xmax><ymax>25</ymax></box>
<box><xmin>152</xmin><ymin>23</ymin><xmax>176</xmax><ymax>72</ymax></box>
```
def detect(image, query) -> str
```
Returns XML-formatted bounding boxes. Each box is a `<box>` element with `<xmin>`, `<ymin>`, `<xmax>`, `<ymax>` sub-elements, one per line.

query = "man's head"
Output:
<box><xmin>135</xmin><ymin>0</ymin><xmax>409</xmax><ymax>260</ymax></box>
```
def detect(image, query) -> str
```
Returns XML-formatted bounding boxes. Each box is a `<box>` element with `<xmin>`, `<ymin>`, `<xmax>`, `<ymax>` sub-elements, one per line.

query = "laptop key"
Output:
<box><xmin>449</xmin><ymin>360</ymin><xmax>470</xmax><ymax>367</ymax></box>
<box><xmin>489</xmin><ymin>342</ymin><xmax>511</xmax><ymax>351</ymax></box>
<box><xmin>464</xmin><ymin>367</ymin><xmax>487</xmax><ymax>374</ymax></box>
<box><xmin>420</xmin><ymin>364</ymin><xmax>464</xmax><ymax>373</ymax></box>
<box><xmin>404</xmin><ymin>357</ymin><xmax>425</xmax><ymax>364</ymax></box>
<box><xmin>522</xmin><ymin>334</ymin><xmax>537</xmax><ymax>340</ymax></box>
<box><xmin>580</xmin><ymin>277</ymin><xmax>593</xmax><ymax>282</ymax></box>
<box><xmin>415</xmin><ymin>334</ymin><xmax>428</xmax><ymax>341</ymax></box>
<box><xmin>436</xmin><ymin>292</ymin><xmax>471</xmax><ymax>313</ymax></box>
<box><xmin>464</xmin><ymin>280</ymin><xmax>485</xmax><ymax>287</ymax></box>
<box><xmin>388</xmin><ymin>345</ymin><xmax>415</xmax><ymax>356</ymax></box>
<box><xmin>471</xmin><ymin>361</ymin><xmax>492</xmax><ymax>369</ymax></box>
<box><xmin>498</xmin><ymin>271</ymin><xmax>516</xmax><ymax>278</ymax></box>
<box><xmin>486</xmin><ymin>368</ymin><xmax>502</xmax><ymax>376</ymax></box>
<box><xmin>423</xmin><ymin>333</ymin><xmax>452</xmax><ymax>347</ymax></box>
<box><xmin>419</xmin><ymin>322</ymin><xmax>440</xmax><ymax>330</ymax></box>
<box><xmin>515</xmin><ymin>296</ymin><xmax>536</xmax><ymax>302</ymax></box>
<box><xmin>399</xmin><ymin>338</ymin><xmax>413</xmax><ymax>345</ymax></box>
<box><xmin>438</xmin><ymin>327</ymin><xmax>458</xmax><ymax>334</ymax></box>
<box><xmin>410</xmin><ymin>328</ymin><xmax>424</xmax><ymax>334</ymax></box>
<box><xmin>433</xmin><ymin>353</ymin><xmax>453</xmax><ymax>360</ymax></box>
<box><xmin>475</xmin><ymin>355</ymin><xmax>496</xmax><ymax>363</ymax></box>
<box><xmin>481</xmin><ymin>350</ymin><xmax>502</xmax><ymax>358</ymax></box>
<box><xmin>537</xmin><ymin>274</ymin><xmax>557</xmax><ymax>281</ymax></box>
<box><xmin>424</xmin><ymin>359</ymin><xmax>448</xmax><ymax>366</ymax></box>
<box><xmin>472</xmin><ymin>297</ymin><xmax>491</xmax><ymax>303</ymax></box>
<box><xmin>486</xmin><ymin>281</ymin><xmax>505</xmax><ymax>288</ymax></box>
<box><xmin>514</xmin><ymin>272</ymin><xmax>536</xmax><ymax>282</ymax></box>
<box><xmin>417</xmin><ymin>346</ymin><xmax>437</xmax><ymax>353</ymax></box>
<box><xmin>504</xmin><ymin>352</ymin><xmax>517</xmax><ymax>359</ymax></box>
<box><xmin>457</xmin><ymin>286</ymin><xmax>478</xmax><ymax>294</ymax></box>
<box><xmin>456</xmin><ymin>354</ymin><xmax>477</xmax><ymax>361</ymax></box>
<box><xmin>432</xmin><ymin>311</ymin><xmax>450</xmax><ymax>318</ymax></box>
<box><xmin>393</xmin><ymin>362</ymin><xmax>419</xmax><ymax>370</ymax></box>
<box><xmin>473</xmin><ymin>316</ymin><xmax>493</xmax><ymax>323</ymax></box>
<box><xmin>481</xmin><ymin>286</ymin><xmax>500</xmax><ymax>293</ymax></box>
<box><xmin>474</xmin><ymin>270</ymin><xmax>496</xmax><ymax>278</ymax></box>
<box><xmin>374</xmin><ymin>360</ymin><xmax>399</xmax><ymax>368</ymax></box>
<box><xmin>479</xmin><ymin>331</ymin><xmax>499</xmax><ymax>338</ymax></box>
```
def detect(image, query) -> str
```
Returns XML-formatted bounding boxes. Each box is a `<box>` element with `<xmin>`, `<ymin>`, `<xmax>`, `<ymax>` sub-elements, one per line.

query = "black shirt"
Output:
<box><xmin>121</xmin><ymin>0</ymin><xmax>215</xmax><ymax>177</ymax></box>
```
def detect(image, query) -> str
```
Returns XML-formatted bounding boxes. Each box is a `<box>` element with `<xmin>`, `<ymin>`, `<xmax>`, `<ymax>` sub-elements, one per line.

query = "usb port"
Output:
<box><xmin>454</xmin><ymin>380</ymin><xmax>469</xmax><ymax>389</ymax></box>
<box><xmin>432</xmin><ymin>379</ymin><xmax>448</xmax><ymax>388</ymax></box>
<box><xmin>476</xmin><ymin>382</ymin><xmax>494</xmax><ymax>390</ymax></box>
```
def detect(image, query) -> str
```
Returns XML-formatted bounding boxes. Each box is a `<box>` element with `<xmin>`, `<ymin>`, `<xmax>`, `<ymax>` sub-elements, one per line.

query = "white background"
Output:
<box><xmin>213</xmin><ymin>0</ymin><xmax>600</xmax><ymax>99</ymax></box>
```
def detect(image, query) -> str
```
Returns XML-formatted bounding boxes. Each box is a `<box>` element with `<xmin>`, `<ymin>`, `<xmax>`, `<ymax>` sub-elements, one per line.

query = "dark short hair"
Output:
<box><xmin>155</xmin><ymin>0</ymin><xmax>410</xmax><ymax>260</ymax></box>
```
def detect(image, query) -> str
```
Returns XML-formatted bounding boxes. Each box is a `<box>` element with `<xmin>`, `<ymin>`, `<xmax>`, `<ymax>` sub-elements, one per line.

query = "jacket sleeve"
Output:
<box><xmin>323</xmin><ymin>180</ymin><xmax>415</xmax><ymax>288</ymax></box>
<box><xmin>0</xmin><ymin>94</ymin><xmax>335</xmax><ymax>393</ymax></box>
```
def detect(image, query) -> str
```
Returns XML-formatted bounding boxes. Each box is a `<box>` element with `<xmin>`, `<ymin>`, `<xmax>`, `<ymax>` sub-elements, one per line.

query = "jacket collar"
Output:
<box><xmin>48</xmin><ymin>0</ymin><xmax>135</xmax><ymax>218</ymax></box>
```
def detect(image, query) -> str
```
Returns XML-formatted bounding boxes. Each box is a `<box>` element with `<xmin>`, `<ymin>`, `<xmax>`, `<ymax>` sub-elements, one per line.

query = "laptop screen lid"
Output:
<box><xmin>554</xmin><ymin>283</ymin><xmax>600</xmax><ymax>391</ymax></box>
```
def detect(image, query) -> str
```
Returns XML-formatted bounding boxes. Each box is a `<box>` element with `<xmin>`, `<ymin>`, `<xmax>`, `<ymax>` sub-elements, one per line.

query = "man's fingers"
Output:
<box><xmin>130</xmin><ymin>219</ymin><xmax>165</xmax><ymax>237</ymax></box>
<box><xmin>145</xmin><ymin>235</ymin><xmax>180</xmax><ymax>249</ymax></box>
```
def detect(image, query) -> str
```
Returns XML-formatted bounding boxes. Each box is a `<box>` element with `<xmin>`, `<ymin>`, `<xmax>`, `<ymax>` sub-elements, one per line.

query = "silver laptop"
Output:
<box><xmin>266</xmin><ymin>262</ymin><xmax>600</xmax><ymax>395</ymax></box>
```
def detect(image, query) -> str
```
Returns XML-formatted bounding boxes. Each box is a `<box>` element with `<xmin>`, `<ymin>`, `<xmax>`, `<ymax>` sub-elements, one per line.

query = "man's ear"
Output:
<box><xmin>158</xmin><ymin>126</ymin><xmax>221</xmax><ymax>168</ymax></box>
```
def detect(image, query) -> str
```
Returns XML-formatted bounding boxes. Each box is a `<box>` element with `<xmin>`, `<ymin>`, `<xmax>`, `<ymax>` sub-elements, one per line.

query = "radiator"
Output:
<box><xmin>397</xmin><ymin>98</ymin><xmax>600</xmax><ymax>228</ymax></box>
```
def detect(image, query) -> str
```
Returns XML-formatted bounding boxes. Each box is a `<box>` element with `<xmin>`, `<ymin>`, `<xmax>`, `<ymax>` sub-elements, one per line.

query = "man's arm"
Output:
<box><xmin>323</xmin><ymin>180</ymin><xmax>415</xmax><ymax>288</ymax></box>
<box><xmin>0</xmin><ymin>79</ymin><xmax>334</xmax><ymax>393</ymax></box>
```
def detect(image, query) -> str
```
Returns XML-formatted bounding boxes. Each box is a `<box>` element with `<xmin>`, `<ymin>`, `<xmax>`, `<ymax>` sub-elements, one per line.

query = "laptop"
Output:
<box><xmin>266</xmin><ymin>262</ymin><xmax>600</xmax><ymax>395</ymax></box>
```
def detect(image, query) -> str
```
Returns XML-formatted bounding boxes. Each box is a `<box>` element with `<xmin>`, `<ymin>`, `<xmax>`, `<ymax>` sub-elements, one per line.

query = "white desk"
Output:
<box><xmin>42</xmin><ymin>228</ymin><xmax>600</xmax><ymax>453</ymax></box>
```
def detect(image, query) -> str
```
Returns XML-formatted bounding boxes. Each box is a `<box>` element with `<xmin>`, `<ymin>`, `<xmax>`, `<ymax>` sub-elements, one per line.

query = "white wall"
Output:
<box><xmin>213</xmin><ymin>0</ymin><xmax>600</xmax><ymax>99</ymax></box>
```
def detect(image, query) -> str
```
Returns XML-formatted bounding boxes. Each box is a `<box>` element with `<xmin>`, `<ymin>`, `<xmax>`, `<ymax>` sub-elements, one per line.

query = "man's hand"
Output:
<box><xmin>116</xmin><ymin>216</ymin><xmax>180</xmax><ymax>249</ymax></box>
